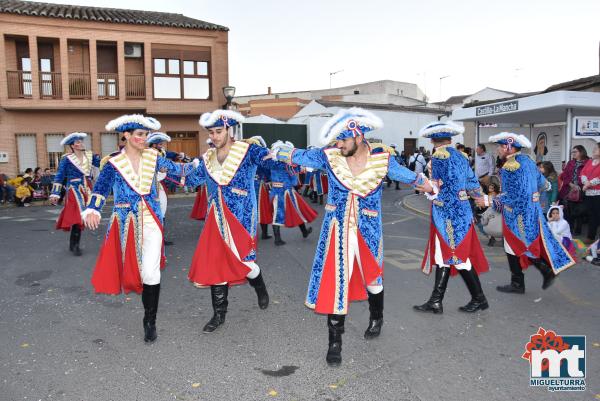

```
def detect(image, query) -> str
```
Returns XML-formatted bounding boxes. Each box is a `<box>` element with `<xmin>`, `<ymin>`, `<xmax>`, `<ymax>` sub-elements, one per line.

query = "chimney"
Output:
<box><xmin>268</xmin><ymin>86</ymin><xmax>272</xmax><ymax>95</ymax></box>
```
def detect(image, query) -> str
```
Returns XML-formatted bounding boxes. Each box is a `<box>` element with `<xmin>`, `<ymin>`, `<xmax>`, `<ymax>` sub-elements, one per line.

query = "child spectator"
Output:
<box><xmin>16</xmin><ymin>177</ymin><xmax>33</xmax><ymax>207</ymax></box>
<box><xmin>539</xmin><ymin>161</ymin><xmax>559</xmax><ymax>214</ymax></box>
<box><xmin>547</xmin><ymin>205</ymin><xmax>577</xmax><ymax>259</ymax></box>
<box><xmin>479</xmin><ymin>182</ymin><xmax>502</xmax><ymax>246</ymax></box>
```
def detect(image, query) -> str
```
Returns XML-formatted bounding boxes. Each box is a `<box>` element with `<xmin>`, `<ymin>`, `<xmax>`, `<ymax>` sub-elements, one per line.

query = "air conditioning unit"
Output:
<box><xmin>124</xmin><ymin>44</ymin><xmax>142</xmax><ymax>58</ymax></box>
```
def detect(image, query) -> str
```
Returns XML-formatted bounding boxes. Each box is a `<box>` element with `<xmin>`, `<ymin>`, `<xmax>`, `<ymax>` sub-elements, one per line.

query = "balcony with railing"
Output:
<box><xmin>97</xmin><ymin>73</ymin><xmax>118</xmax><ymax>99</ymax></box>
<box><xmin>69</xmin><ymin>73</ymin><xmax>91</xmax><ymax>99</ymax></box>
<box><xmin>7</xmin><ymin>70</ymin><xmax>33</xmax><ymax>98</ymax></box>
<box><xmin>125</xmin><ymin>74</ymin><xmax>146</xmax><ymax>99</ymax></box>
<box><xmin>39</xmin><ymin>71</ymin><xmax>62</xmax><ymax>99</ymax></box>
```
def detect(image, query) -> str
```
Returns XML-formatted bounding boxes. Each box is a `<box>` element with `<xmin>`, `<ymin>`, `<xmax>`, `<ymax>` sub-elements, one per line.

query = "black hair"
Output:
<box><xmin>477</xmin><ymin>144</ymin><xmax>486</xmax><ymax>152</ymax></box>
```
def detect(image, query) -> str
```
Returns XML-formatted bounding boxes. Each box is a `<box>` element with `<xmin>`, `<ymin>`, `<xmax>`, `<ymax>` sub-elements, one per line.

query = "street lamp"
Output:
<box><xmin>439</xmin><ymin>75</ymin><xmax>450</xmax><ymax>101</ymax></box>
<box><xmin>329</xmin><ymin>70</ymin><xmax>343</xmax><ymax>89</ymax></box>
<box><xmin>222</xmin><ymin>86</ymin><xmax>236</xmax><ymax>109</ymax></box>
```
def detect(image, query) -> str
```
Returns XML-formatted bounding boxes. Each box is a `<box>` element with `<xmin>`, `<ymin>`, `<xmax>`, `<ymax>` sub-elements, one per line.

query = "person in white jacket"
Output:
<box><xmin>547</xmin><ymin>205</ymin><xmax>577</xmax><ymax>259</ymax></box>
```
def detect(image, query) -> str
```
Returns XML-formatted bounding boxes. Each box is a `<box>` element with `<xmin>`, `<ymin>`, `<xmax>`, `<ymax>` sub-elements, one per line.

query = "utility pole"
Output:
<box><xmin>439</xmin><ymin>75</ymin><xmax>450</xmax><ymax>101</ymax></box>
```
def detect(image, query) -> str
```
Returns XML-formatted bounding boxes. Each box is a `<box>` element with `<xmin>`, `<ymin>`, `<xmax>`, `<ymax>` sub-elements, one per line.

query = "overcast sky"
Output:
<box><xmin>43</xmin><ymin>0</ymin><xmax>599</xmax><ymax>101</ymax></box>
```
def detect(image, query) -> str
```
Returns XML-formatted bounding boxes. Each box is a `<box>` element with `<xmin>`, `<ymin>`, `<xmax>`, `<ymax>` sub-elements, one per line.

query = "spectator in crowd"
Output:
<box><xmin>539</xmin><ymin>161</ymin><xmax>559</xmax><ymax>215</ymax></box>
<box><xmin>31</xmin><ymin>167</ymin><xmax>42</xmax><ymax>190</ymax></box>
<box><xmin>399</xmin><ymin>150</ymin><xmax>407</xmax><ymax>166</ymax></box>
<box><xmin>581</xmin><ymin>142</ymin><xmax>600</xmax><ymax>244</ymax></box>
<box><xmin>559</xmin><ymin>145</ymin><xmax>588</xmax><ymax>235</ymax></box>
<box><xmin>408</xmin><ymin>149</ymin><xmax>426</xmax><ymax>174</ymax></box>
<box><xmin>478</xmin><ymin>181</ymin><xmax>502</xmax><ymax>246</ymax></box>
<box><xmin>547</xmin><ymin>205</ymin><xmax>577</xmax><ymax>259</ymax></box>
<box><xmin>464</xmin><ymin>147</ymin><xmax>475</xmax><ymax>168</ymax></box>
<box><xmin>40</xmin><ymin>168</ymin><xmax>54</xmax><ymax>197</ymax></box>
<box><xmin>456</xmin><ymin>143</ymin><xmax>465</xmax><ymax>153</ymax></box>
<box><xmin>22</xmin><ymin>168</ymin><xmax>33</xmax><ymax>181</ymax></box>
<box><xmin>15</xmin><ymin>177</ymin><xmax>33</xmax><ymax>207</ymax></box>
<box><xmin>474</xmin><ymin>144</ymin><xmax>495</xmax><ymax>187</ymax></box>
<box><xmin>1</xmin><ymin>173</ymin><xmax>16</xmax><ymax>203</ymax></box>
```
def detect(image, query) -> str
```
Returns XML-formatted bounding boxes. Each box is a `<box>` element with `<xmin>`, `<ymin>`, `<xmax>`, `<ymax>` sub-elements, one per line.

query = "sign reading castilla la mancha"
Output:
<box><xmin>476</xmin><ymin>100</ymin><xmax>519</xmax><ymax>116</ymax></box>
<box><xmin>522</xmin><ymin>327</ymin><xmax>586</xmax><ymax>392</ymax></box>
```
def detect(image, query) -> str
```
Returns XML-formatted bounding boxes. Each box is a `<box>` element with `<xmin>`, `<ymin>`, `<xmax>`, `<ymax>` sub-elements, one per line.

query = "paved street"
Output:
<box><xmin>0</xmin><ymin>189</ymin><xmax>598</xmax><ymax>401</ymax></box>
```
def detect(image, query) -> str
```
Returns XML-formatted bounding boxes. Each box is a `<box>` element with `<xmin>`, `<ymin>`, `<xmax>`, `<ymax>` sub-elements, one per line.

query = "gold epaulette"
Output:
<box><xmin>433</xmin><ymin>147</ymin><xmax>450</xmax><ymax>159</ymax></box>
<box><xmin>240</xmin><ymin>137</ymin><xmax>262</xmax><ymax>146</ymax></box>
<box><xmin>503</xmin><ymin>158</ymin><xmax>521</xmax><ymax>172</ymax></box>
<box><xmin>374</xmin><ymin>144</ymin><xmax>396</xmax><ymax>156</ymax></box>
<box><xmin>100</xmin><ymin>155</ymin><xmax>112</xmax><ymax>169</ymax></box>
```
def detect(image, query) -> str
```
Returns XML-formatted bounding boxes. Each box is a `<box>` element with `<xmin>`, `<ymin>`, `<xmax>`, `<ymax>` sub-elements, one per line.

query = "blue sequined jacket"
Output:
<box><xmin>279</xmin><ymin>145</ymin><xmax>418</xmax><ymax>314</ymax></box>
<box><xmin>492</xmin><ymin>153</ymin><xmax>575</xmax><ymax>273</ymax></box>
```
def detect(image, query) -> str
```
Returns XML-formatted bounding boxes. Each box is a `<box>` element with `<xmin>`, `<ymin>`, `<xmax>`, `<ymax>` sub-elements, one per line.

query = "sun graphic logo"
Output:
<box><xmin>522</xmin><ymin>327</ymin><xmax>586</xmax><ymax>392</ymax></box>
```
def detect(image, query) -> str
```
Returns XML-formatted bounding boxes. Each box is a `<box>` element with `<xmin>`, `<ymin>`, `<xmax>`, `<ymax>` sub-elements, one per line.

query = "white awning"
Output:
<box><xmin>452</xmin><ymin>91</ymin><xmax>600</xmax><ymax>124</ymax></box>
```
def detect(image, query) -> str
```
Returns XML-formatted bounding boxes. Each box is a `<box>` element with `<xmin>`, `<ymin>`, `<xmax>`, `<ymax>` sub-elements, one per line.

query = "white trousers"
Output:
<box><xmin>141</xmin><ymin>218</ymin><xmax>163</xmax><ymax>285</ymax></box>
<box><xmin>348</xmin><ymin>228</ymin><xmax>383</xmax><ymax>294</ymax></box>
<box><xmin>504</xmin><ymin>237</ymin><xmax>516</xmax><ymax>255</ymax></box>
<box><xmin>434</xmin><ymin>236</ymin><xmax>472</xmax><ymax>271</ymax></box>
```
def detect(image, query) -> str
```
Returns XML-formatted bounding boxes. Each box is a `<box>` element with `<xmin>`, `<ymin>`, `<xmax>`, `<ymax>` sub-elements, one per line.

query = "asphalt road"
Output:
<box><xmin>0</xmin><ymin>189</ymin><xmax>598</xmax><ymax>401</ymax></box>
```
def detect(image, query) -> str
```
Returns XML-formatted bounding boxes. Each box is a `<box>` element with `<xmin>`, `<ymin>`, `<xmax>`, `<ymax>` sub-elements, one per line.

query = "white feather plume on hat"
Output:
<box><xmin>488</xmin><ymin>132</ymin><xmax>532</xmax><ymax>148</ymax></box>
<box><xmin>105</xmin><ymin>114</ymin><xmax>161</xmax><ymax>132</ymax></box>
<box><xmin>319</xmin><ymin>107</ymin><xmax>383</xmax><ymax>145</ymax></box>
<box><xmin>60</xmin><ymin>132</ymin><xmax>87</xmax><ymax>146</ymax></box>
<box><xmin>199</xmin><ymin>109</ymin><xmax>245</xmax><ymax>128</ymax></box>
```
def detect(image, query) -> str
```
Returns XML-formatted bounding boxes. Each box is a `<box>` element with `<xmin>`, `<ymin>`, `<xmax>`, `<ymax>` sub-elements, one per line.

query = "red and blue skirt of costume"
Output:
<box><xmin>55</xmin><ymin>179</ymin><xmax>91</xmax><ymax>231</ymax></box>
<box><xmin>190</xmin><ymin>184</ymin><xmax>208</xmax><ymax>220</ymax></box>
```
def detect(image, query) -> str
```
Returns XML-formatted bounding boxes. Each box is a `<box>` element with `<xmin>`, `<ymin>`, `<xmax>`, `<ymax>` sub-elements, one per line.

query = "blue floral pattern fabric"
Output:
<box><xmin>85</xmin><ymin>149</ymin><xmax>196</xmax><ymax>260</ymax></box>
<box><xmin>493</xmin><ymin>153</ymin><xmax>575</xmax><ymax>273</ymax></box>
<box><xmin>285</xmin><ymin>145</ymin><xmax>417</xmax><ymax>313</ymax></box>
<box><xmin>187</xmin><ymin>143</ymin><xmax>278</xmax><ymax>261</ymax></box>
<box><xmin>430</xmin><ymin>146</ymin><xmax>482</xmax><ymax>264</ymax></box>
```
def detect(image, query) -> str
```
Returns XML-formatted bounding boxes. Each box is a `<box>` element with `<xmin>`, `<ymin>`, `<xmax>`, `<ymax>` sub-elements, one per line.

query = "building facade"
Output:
<box><xmin>0</xmin><ymin>0</ymin><xmax>229</xmax><ymax>175</ymax></box>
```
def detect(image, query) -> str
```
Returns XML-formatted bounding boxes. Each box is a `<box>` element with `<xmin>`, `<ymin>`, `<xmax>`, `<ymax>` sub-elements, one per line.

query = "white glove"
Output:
<box><xmin>192</xmin><ymin>158</ymin><xmax>200</xmax><ymax>169</ymax></box>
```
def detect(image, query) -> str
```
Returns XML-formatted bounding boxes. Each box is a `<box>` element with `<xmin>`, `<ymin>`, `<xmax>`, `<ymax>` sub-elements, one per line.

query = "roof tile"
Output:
<box><xmin>0</xmin><ymin>0</ymin><xmax>228</xmax><ymax>31</ymax></box>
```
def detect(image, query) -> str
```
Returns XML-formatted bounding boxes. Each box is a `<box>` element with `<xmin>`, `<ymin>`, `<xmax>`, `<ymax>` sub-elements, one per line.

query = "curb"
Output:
<box><xmin>401</xmin><ymin>194</ymin><xmax>430</xmax><ymax>217</ymax></box>
<box><xmin>0</xmin><ymin>192</ymin><xmax>197</xmax><ymax>210</ymax></box>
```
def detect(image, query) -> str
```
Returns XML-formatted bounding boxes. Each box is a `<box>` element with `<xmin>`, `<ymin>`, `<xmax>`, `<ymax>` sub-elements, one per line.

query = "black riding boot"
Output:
<box><xmin>142</xmin><ymin>284</ymin><xmax>160</xmax><ymax>343</ymax></box>
<box><xmin>533</xmin><ymin>259</ymin><xmax>556</xmax><ymax>290</ymax></box>
<box><xmin>203</xmin><ymin>285</ymin><xmax>228</xmax><ymax>333</ymax></box>
<box><xmin>299</xmin><ymin>223</ymin><xmax>312</xmax><ymax>238</ymax></box>
<box><xmin>311</xmin><ymin>192</ymin><xmax>318</xmax><ymax>203</ymax></box>
<box><xmin>319</xmin><ymin>195</ymin><xmax>324</xmax><ymax>205</ymax></box>
<box><xmin>395</xmin><ymin>181</ymin><xmax>400</xmax><ymax>190</ymax></box>
<box><xmin>273</xmin><ymin>225</ymin><xmax>286</xmax><ymax>246</ymax></box>
<box><xmin>70</xmin><ymin>225</ymin><xmax>82</xmax><ymax>256</ymax></box>
<box><xmin>458</xmin><ymin>269</ymin><xmax>489</xmax><ymax>312</ymax></box>
<box><xmin>326</xmin><ymin>314</ymin><xmax>345</xmax><ymax>366</ymax></box>
<box><xmin>302</xmin><ymin>186</ymin><xmax>310</xmax><ymax>196</ymax></box>
<box><xmin>260</xmin><ymin>223</ymin><xmax>272</xmax><ymax>239</ymax></box>
<box><xmin>364</xmin><ymin>290</ymin><xmax>384</xmax><ymax>339</ymax></box>
<box><xmin>413</xmin><ymin>266</ymin><xmax>450</xmax><ymax>314</ymax></box>
<box><xmin>247</xmin><ymin>272</ymin><xmax>269</xmax><ymax>309</ymax></box>
<box><xmin>163</xmin><ymin>218</ymin><xmax>173</xmax><ymax>246</ymax></box>
<box><xmin>496</xmin><ymin>253</ymin><xmax>525</xmax><ymax>293</ymax></box>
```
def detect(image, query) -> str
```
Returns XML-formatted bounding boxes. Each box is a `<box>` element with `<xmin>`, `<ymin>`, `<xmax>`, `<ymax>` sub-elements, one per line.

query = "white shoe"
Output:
<box><xmin>586</xmin><ymin>255</ymin><xmax>593</xmax><ymax>263</ymax></box>
<box><xmin>24</xmin><ymin>203</ymin><xmax>31</xmax><ymax>207</ymax></box>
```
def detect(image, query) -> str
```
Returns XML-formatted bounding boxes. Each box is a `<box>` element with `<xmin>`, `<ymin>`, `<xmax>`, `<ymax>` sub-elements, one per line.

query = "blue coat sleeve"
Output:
<box><xmin>288</xmin><ymin>148</ymin><xmax>327</xmax><ymax>170</ymax></box>
<box><xmin>51</xmin><ymin>157</ymin><xmax>68</xmax><ymax>195</ymax></box>
<box><xmin>156</xmin><ymin>156</ymin><xmax>196</xmax><ymax>177</ymax></box>
<box><xmin>465</xmin><ymin>159</ymin><xmax>483</xmax><ymax>198</ymax></box>
<box><xmin>87</xmin><ymin>162</ymin><xmax>116</xmax><ymax>212</ymax></box>
<box><xmin>92</xmin><ymin>154</ymin><xmax>101</xmax><ymax>168</ymax></box>
<box><xmin>184</xmin><ymin>162</ymin><xmax>207</xmax><ymax>188</ymax></box>
<box><xmin>388</xmin><ymin>155</ymin><xmax>418</xmax><ymax>184</ymax></box>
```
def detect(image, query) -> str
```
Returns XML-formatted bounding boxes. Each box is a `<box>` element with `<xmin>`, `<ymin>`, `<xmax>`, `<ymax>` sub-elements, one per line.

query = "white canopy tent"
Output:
<box><xmin>452</xmin><ymin>91</ymin><xmax>600</xmax><ymax>165</ymax></box>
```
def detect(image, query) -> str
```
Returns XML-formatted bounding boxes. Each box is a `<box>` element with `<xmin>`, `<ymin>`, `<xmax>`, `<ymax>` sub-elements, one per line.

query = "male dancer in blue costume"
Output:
<box><xmin>273</xmin><ymin>107</ymin><xmax>431</xmax><ymax>366</ymax></box>
<box><xmin>475</xmin><ymin>132</ymin><xmax>575</xmax><ymax>293</ymax></box>
<box><xmin>82</xmin><ymin>114</ymin><xmax>199</xmax><ymax>343</ymax></box>
<box><xmin>413</xmin><ymin>121</ymin><xmax>489</xmax><ymax>315</ymax></box>
<box><xmin>187</xmin><ymin>110</ymin><xmax>277</xmax><ymax>333</ymax></box>
<box><xmin>50</xmin><ymin>132</ymin><xmax>100</xmax><ymax>256</ymax></box>
<box><xmin>269</xmin><ymin>140</ymin><xmax>317</xmax><ymax>245</ymax></box>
